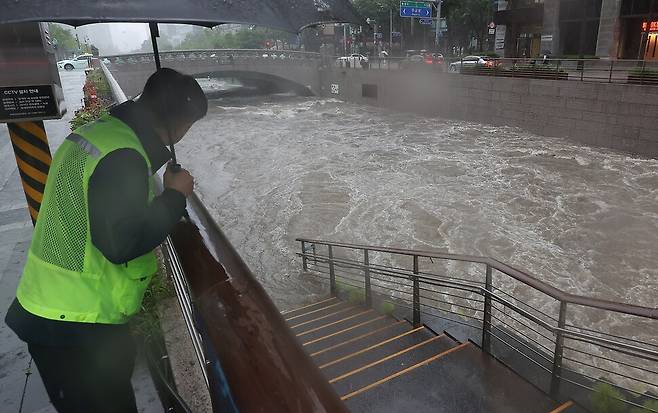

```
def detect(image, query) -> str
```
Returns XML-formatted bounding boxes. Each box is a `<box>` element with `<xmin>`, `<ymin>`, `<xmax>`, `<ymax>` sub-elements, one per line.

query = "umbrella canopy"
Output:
<box><xmin>0</xmin><ymin>0</ymin><xmax>365</xmax><ymax>33</ymax></box>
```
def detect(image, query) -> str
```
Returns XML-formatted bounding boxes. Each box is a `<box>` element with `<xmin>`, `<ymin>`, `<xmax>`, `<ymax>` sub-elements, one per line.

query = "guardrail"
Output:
<box><xmin>102</xmin><ymin>57</ymin><xmax>346</xmax><ymax>412</ymax></box>
<box><xmin>296</xmin><ymin>237</ymin><xmax>658</xmax><ymax>412</ymax></box>
<box><xmin>332</xmin><ymin>55</ymin><xmax>658</xmax><ymax>86</ymax></box>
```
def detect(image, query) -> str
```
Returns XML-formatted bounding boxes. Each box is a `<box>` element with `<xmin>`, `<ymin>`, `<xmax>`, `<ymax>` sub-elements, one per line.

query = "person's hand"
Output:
<box><xmin>164</xmin><ymin>164</ymin><xmax>194</xmax><ymax>197</ymax></box>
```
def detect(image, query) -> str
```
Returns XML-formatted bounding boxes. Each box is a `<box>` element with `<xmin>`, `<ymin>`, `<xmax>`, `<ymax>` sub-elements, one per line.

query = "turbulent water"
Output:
<box><xmin>178</xmin><ymin>92</ymin><xmax>658</xmax><ymax>317</ymax></box>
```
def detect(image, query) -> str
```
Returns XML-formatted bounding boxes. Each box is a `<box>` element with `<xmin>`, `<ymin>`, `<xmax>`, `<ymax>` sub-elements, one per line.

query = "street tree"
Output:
<box><xmin>444</xmin><ymin>0</ymin><xmax>492</xmax><ymax>53</ymax></box>
<box><xmin>48</xmin><ymin>23</ymin><xmax>78</xmax><ymax>54</ymax></box>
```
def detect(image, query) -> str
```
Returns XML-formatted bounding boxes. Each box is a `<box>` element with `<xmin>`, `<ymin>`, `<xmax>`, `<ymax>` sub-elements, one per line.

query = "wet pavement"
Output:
<box><xmin>0</xmin><ymin>69</ymin><xmax>161</xmax><ymax>413</ymax></box>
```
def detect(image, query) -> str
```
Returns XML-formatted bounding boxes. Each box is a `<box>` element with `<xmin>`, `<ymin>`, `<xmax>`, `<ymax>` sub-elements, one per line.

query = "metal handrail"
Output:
<box><xmin>297</xmin><ymin>237</ymin><xmax>657</xmax><ymax>320</ymax></box>
<box><xmin>297</xmin><ymin>237</ymin><xmax>658</xmax><ymax>410</ymax></box>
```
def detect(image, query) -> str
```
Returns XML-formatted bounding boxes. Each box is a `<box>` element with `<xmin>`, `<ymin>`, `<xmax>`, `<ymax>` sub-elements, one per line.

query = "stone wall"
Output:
<box><xmin>319</xmin><ymin>68</ymin><xmax>658</xmax><ymax>158</ymax></box>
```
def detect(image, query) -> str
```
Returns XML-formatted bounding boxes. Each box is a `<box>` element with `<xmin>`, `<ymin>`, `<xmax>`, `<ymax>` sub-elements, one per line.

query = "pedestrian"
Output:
<box><xmin>4</xmin><ymin>68</ymin><xmax>208</xmax><ymax>413</ymax></box>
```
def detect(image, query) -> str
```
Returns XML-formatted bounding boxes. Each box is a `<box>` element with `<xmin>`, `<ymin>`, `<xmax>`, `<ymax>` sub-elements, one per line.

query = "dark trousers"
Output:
<box><xmin>27</xmin><ymin>330</ymin><xmax>138</xmax><ymax>413</ymax></box>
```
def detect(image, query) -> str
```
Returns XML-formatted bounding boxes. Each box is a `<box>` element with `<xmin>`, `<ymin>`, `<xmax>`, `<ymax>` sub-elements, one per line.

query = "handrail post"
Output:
<box><xmin>609</xmin><ymin>59</ymin><xmax>614</xmax><ymax>83</ymax></box>
<box><xmin>551</xmin><ymin>301</ymin><xmax>568</xmax><ymax>397</ymax></box>
<box><xmin>481</xmin><ymin>264</ymin><xmax>493</xmax><ymax>353</ymax></box>
<box><xmin>555</xmin><ymin>59</ymin><xmax>561</xmax><ymax>80</ymax></box>
<box><xmin>412</xmin><ymin>255</ymin><xmax>421</xmax><ymax>327</ymax></box>
<box><xmin>312</xmin><ymin>243</ymin><xmax>317</xmax><ymax>266</ymax></box>
<box><xmin>364</xmin><ymin>249</ymin><xmax>372</xmax><ymax>307</ymax></box>
<box><xmin>328</xmin><ymin>245</ymin><xmax>336</xmax><ymax>296</ymax></box>
<box><xmin>301</xmin><ymin>241</ymin><xmax>308</xmax><ymax>271</ymax></box>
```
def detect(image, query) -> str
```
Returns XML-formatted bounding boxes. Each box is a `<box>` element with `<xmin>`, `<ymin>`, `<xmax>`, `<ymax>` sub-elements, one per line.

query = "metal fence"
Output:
<box><xmin>296</xmin><ymin>237</ymin><xmax>658</xmax><ymax>412</ymax></box>
<box><xmin>102</xmin><ymin>49</ymin><xmax>658</xmax><ymax>86</ymax></box>
<box><xmin>337</xmin><ymin>56</ymin><xmax>658</xmax><ymax>86</ymax></box>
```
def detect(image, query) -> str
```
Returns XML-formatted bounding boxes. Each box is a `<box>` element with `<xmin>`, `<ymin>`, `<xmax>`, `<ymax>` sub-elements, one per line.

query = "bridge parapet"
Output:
<box><xmin>102</xmin><ymin>49</ymin><xmax>321</xmax><ymax>66</ymax></box>
<box><xmin>104</xmin><ymin>49</ymin><xmax>323</xmax><ymax>97</ymax></box>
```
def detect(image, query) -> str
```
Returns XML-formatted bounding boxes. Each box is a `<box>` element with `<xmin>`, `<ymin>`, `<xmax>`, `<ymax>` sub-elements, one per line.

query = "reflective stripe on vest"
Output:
<box><xmin>17</xmin><ymin>114</ymin><xmax>158</xmax><ymax>324</ymax></box>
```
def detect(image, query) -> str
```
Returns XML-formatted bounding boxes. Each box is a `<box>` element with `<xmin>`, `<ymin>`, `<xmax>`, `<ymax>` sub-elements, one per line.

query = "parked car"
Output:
<box><xmin>401</xmin><ymin>51</ymin><xmax>444</xmax><ymax>70</ymax></box>
<box><xmin>336</xmin><ymin>53</ymin><xmax>369</xmax><ymax>68</ymax></box>
<box><xmin>448</xmin><ymin>55</ymin><xmax>497</xmax><ymax>72</ymax></box>
<box><xmin>424</xmin><ymin>53</ymin><xmax>444</xmax><ymax>65</ymax></box>
<box><xmin>57</xmin><ymin>53</ymin><xmax>93</xmax><ymax>70</ymax></box>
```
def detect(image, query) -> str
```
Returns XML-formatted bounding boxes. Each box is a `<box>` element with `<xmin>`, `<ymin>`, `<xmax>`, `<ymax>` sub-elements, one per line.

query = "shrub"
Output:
<box><xmin>591</xmin><ymin>383</ymin><xmax>626</xmax><ymax>413</ymax></box>
<box><xmin>379</xmin><ymin>302</ymin><xmax>396</xmax><ymax>315</ymax></box>
<box><xmin>69</xmin><ymin>103</ymin><xmax>109</xmax><ymax>131</ymax></box>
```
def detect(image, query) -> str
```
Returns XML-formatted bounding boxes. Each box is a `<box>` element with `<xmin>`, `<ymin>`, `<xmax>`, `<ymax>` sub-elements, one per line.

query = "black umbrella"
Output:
<box><xmin>0</xmin><ymin>0</ymin><xmax>364</xmax><ymax>35</ymax></box>
<box><xmin>1</xmin><ymin>0</ymin><xmax>365</xmax><ymax>165</ymax></box>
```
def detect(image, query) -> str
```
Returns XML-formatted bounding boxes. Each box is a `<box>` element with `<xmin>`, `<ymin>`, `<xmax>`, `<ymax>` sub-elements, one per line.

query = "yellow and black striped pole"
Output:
<box><xmin>7</xmin><ymin>121</ymin><xmax>52</xmax><ymax>225</ymax></box>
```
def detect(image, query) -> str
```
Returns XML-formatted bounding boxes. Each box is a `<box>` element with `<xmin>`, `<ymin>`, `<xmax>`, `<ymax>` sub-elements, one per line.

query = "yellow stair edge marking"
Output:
<box><xmin>310</xmin><ymin>321</ymin><xmax>406</xmax><ymax>357</ymax></box>
<box><xmin>296</xmin><ymin>309</ymin><xmax>374</xmax><ymax>337</ymax></box>
<box><xmin>550</xmin><ymin>401</ymin><xmax>575</xmax><ymax>413</ymax></box>
<box><xmin>281</xmin><ymin>297</ymin><xmax>337</xmax><ymax>316</ymax></box>
<box><xmin>290</xmin><ymin>305</ymin><xmax>357</xmax><ymax>329</ymax></box>
<box><xmin>320</xmin><ymin>326</ymin><xmax>426</xmax><ymax>369</ymax></box>
<box><xmin>329</xmin><ymin>334</ymin><xmax>446</xmax><ymax>384</ymax></box>
<box><xmin>341</xmin><ymin>342</ymin><xmax>469</xmax><ymax>401</ymax></box>
<box><xmin>285</xmin><ymin>301</ymin><xmax>343</xmax><ymax>321</ymax></box>
<box><xmin>303</xmin><ymin>316</ymin><xmax>388</xmax><ymax>346</ymax></box>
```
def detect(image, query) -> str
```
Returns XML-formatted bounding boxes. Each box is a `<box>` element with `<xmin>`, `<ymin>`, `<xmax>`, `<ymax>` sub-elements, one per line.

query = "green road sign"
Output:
<box><xmin>400</xmin><ymin>1</ymin><xmax>431</xmax><ymax>8</ymax></box>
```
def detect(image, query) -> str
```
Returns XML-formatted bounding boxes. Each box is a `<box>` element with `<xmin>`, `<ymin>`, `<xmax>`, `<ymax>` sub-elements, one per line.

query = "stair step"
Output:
<box><xmin>330</xmin><ymin>333</ymin><xmax>458</xmax><ymax>397</ymax></box>
<box><xmin>302</xmin><ymin>316</ymin><xmax>395</xmax><ymax>353</ymax></box>
<box><xmin>310</xmin><ymin>320</ymin><xmax>411</xmax><ymax>366</ymax></box>
<box><xmin>284</xmin><ymin>300</ymin><xmax>350</xmax><ymax>324</ymax></box>
<box><xmin>281</xmin><ymin>296</ymin><xmax>339</xmax><ymax>319</ymax></box>
<box><xmin>296</xmin><ymin>310</ymin><xmax>380</xmax><ymax>342</ymax></box>
<box><xmin>550</xmin><ymin>400</ymin><xmax>579</xmax><ymax>413</ymax></box>
<box><xmin>322</xmin><ymin>326</ymin><xmax>442</xmax><ymax>380</ymax></box>
<box><xmin>343</xmin><ymin>342</ymin><xmax>557</xmax><ymax>413</ymax></box>
<box><xmin>289</xmin><ymin>305</ymin><xmax>361</xmax><ymax>331</ymax></box>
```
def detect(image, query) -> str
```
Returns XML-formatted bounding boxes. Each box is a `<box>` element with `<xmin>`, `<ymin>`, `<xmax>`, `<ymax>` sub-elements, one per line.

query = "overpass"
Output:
<box><xmin>103</xmin><ymin>49</ymin><xmax>323</xmax><ymax>97</ymax></box>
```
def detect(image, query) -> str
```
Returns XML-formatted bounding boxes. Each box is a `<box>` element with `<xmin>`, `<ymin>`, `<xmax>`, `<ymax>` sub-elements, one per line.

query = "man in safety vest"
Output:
<box><xmin>5</xmin><ymin>68</ymin><xmax>208</xmax><ymax>412</ymax></box>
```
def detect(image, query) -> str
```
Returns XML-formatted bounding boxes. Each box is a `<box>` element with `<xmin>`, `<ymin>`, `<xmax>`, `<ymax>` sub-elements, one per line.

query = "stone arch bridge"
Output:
<box><xmin>103</xmin><ymin>49</ymin><xmax>323</xmax><ymax>97</ymax></box>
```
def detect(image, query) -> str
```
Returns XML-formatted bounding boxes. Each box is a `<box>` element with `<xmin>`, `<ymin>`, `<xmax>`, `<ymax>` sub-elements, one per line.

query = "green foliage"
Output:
<box><xmin>69</xmin><ymin>104</ymin><xmax>109</xmax><ymax>131</ymax></box>
<box><xmin>335</xmin><ymin>280</ymin><xmax>365</xmax><ymax>304</ymax></box>
<box><xmin>177</xmin><ymin>26</ymin><xmax>294</xmax><ymax>50</ymax></box>
<box><xmin>379</xmin><ymin>301</ymin><xmax>396</xmax><ymax>315</ymax></box>
<box><xmin>136</xmin><ymin>37</ymin><xmax>175</xmax><ymax>53</ymax></box>
<box><xmin>131</xmin><ymin>255</ymin><xmax>175</xmax><ymax>340</ymax></box>
<box><xmin>631</xmin><ymin>400</ymin><xmax>658</xmax><ymax>413</ymax></box>
<box><xmin>86</xmin><ymin>70</ymin><xmax>111</xmax><ymax>99</ymax></box>
<box><xmin>444</xmin><ymin>0</ymin><xmax>492</xmax><ymax>52</ymax></box>
<box><xmin>48</xmin><ymin>23</ymin><xmax>78</xmax><ymax>51</ymax></box>
<box><xmin>591</xmin><ymin>383</ymin><xmax>626</xmax><ymax>413</ymax></box>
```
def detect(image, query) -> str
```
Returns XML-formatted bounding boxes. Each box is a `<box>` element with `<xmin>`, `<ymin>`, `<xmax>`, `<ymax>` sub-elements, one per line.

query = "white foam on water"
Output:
<box><xmin>178</xmin><ymin>95</ymin><xmax>658</xmax><ymax>388</ymax></box>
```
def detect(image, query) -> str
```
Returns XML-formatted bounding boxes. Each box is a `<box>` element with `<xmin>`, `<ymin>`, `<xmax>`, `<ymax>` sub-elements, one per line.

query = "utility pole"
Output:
<box><xmin>434</xmin><ymin>0</ymin><xmax>442</xmax><ymax>49</ymax></box>
<box><xmin>390</xmin><ymin>9</ymin><xmax>393</xmax><ymax>53</ymax></box>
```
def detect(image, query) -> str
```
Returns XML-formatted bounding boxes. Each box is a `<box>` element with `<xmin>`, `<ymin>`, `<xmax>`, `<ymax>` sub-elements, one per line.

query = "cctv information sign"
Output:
<box><xmin>400</xmin><ymin>1</ymin><xmax>432</xmax><ymax>18</ymax></box>
<box><xmin>0</xmin><ymin>85</ymin><xmax>59</xmax><ymax>121</ymax></box>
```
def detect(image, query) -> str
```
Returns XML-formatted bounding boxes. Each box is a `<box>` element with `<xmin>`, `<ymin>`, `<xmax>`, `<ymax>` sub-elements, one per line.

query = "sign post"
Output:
<box><xmin>1</xmin><ymin>23</ymin><xmax>66</xmax><ymax>224</ymax></box>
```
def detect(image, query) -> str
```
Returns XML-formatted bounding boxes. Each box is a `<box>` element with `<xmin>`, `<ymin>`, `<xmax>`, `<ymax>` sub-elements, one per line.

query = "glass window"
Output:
<box><xmin>633</xmin><ymin>0</ymin><xmax>651</xmax><ymax>14</ymax></box>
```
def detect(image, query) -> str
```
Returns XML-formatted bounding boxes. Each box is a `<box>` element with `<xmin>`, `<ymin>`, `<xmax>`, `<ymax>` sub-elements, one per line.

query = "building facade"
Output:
<box><xmin>494</xmin><ymin>0</ymin><xmax>658</xmax><ymax>59</ymax></box>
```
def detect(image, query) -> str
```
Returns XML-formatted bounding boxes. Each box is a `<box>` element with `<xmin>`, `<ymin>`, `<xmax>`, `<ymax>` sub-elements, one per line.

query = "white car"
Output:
<box><xmin>57</xmin><ymin>53</ymin><xmax>93</xmax><ymax>70</ymax></box>
<box><xmin>336</xmin><ymin>53</ymin><xmax>369</xmax><ymax>68</ymax></box>
<box><xmin>449</xmin><ymin>55</ymin><xmax>495</xmax><ymax>72</ymax></box>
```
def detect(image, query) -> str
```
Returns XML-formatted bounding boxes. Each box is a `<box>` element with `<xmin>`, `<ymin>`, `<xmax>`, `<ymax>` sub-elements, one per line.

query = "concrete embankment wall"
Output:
<box><xmin>318</xmin><ymin>69</ymin><xmax>658</xmax><ymax>158</ymax></box>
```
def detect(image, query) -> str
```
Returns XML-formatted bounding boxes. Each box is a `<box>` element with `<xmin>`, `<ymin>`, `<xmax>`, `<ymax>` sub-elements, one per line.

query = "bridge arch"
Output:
<box><xmin>104</xmin><ymin>49</ymin><xmax>322</xmax><ymax>98</ymax></box>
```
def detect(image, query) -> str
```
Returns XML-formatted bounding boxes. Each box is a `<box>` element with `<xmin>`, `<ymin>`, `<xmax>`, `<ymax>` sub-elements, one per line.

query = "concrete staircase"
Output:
<box><xmin>283</xmin><ymin>296</ymin><xmax>583</xmax><ymax>413</ymax></box>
